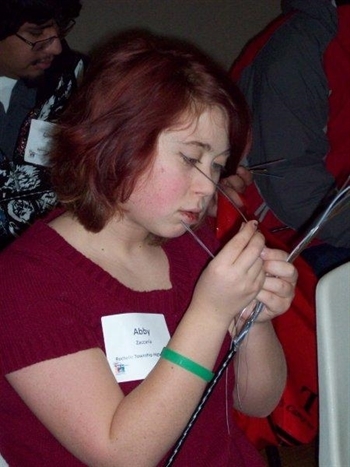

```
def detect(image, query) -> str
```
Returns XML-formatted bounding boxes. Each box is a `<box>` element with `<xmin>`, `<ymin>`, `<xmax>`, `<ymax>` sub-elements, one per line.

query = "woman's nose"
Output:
<box><xmin>193</xmin><ymin>167</ymin><xmax>217</xmax><ymax>197</ymax></box>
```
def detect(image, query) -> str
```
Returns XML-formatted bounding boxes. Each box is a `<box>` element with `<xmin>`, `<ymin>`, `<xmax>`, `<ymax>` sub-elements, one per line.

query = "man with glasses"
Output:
<box><xmin>0</xmin><ymin>0</ymin><xmax>87</xmax><ymax>249</ymax></box>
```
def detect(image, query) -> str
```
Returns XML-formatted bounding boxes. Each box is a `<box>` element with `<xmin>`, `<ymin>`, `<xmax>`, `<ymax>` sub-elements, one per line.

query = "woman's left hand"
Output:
<box><xmin>237</xmin><ymin>247</ymin><xmax>298</xmax><ymax>326</ymax></box>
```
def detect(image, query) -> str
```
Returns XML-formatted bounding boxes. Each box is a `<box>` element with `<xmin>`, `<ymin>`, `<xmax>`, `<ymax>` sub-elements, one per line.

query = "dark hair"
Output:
<box><xmin>0</xmin><ymin>0</ymin><xmax>82</xmax><ymax>40</ymax></box>
<box><xmin>50</xmin><ymin>32</ymin><xmax>251</xmax><ymax>232</ymax></box>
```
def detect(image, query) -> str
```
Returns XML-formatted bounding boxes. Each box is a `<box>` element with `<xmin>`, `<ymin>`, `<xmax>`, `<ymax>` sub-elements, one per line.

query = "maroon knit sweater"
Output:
<box><xmin>0</xmin><ymin>212</ymin><xmax>265</xmax><ymax>466</ymax></box>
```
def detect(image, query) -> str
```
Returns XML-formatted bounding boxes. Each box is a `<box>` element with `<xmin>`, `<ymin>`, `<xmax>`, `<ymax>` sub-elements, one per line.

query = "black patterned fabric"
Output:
<box><xmin>0</xmin><ymin>43</ymin><xmax>87</xmax><ymax>249</ymax></box>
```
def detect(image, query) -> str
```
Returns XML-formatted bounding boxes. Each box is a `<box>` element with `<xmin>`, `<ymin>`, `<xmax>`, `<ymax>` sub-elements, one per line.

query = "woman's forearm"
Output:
<box><xmin>233</xmin><ymin>320</ymin><xmax>287</xmax><ymax>417</ymax></box>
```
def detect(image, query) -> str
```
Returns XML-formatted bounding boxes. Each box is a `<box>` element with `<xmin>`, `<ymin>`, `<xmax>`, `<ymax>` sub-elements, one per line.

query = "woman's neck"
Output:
<box><xmin>49</xmin><ymin>212</ymin><xmax>171</xmax><ymax>291</ymax></box>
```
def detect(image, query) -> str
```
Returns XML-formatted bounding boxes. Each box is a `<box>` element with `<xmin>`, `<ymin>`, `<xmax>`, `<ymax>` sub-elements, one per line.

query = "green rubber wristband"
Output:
<box><xmin>160</xmin><ymin>347</ymin><xmax>214</xmax><ymax>382</ymax></box>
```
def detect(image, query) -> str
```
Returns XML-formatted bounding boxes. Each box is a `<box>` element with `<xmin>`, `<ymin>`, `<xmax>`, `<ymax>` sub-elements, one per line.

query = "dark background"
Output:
<box><xmin>69</xmin><ymin>0</ymin><xmax>281</xmax><ymax>69</ymax></box>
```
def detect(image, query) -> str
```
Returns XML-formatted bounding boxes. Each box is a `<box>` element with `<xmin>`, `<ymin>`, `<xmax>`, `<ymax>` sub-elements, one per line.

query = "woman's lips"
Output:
<box><xmin>181</xmin><ymin>210</ymin><xmax>201</xmax><ymax>224</ymax></box>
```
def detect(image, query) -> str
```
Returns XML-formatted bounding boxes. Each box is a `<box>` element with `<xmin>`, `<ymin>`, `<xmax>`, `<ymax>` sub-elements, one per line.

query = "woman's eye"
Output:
<box><xmin>181</xmin><ymin>153</ymin><xmax>199</xmax><ymax>167</ymax></box>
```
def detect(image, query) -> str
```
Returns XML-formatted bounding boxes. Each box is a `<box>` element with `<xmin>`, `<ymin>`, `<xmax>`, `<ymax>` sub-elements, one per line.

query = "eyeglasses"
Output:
<box><xmin>15</xmin><ymin>19</ymin><xmax>76</xmax><ymax>52</ymax></box>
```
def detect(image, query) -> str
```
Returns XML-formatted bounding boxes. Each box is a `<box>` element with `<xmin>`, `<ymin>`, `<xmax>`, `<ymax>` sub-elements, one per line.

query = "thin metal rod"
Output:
<box><xmin>181</xmin><ymin>221</ymin><xmax>214</xmax><ymax>258</ymax></box>
<box><xmin>246</xmin><ymin>158</ymin><xmax>286</xmax><ymax>171</ymax></box>
<box><xmin>287</xmin><ymin>184</ymin><xmax>350</xmax><ymax>263</ymax></box>
<box><xmin>191</xmin><ymin>163</ymin><xmax>248</xmax><ymax>222</ymax></box>
<box><xmin>246</xmin><ymin>158</ymin><xmax>285</xmax><ymax>178</ymax></box>
<box><xmin>249</xmin><ymin>171</ymin><xmax>283</xmax><ymax>178</ymax></box>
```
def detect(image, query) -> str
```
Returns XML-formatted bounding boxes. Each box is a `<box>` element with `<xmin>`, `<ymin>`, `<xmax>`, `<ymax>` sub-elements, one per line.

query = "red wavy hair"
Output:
<box><xmin>50</xmin><ymin>31</ymin><xmax>251</xmax><ymax>232</ymax></box>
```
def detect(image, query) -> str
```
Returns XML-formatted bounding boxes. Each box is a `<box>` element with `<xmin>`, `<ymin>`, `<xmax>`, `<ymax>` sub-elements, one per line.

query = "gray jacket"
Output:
<box><xmin>237</xmin><ymin>0</ymin><xmax>349</xmax><ymax>247</ymax></box>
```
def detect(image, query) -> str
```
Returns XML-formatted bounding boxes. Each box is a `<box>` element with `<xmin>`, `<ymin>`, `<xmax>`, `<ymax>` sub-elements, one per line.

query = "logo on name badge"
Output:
<box><xmin>114</xmin><ymin>361</ymin><xmax>128</xmax><ymax>376</ymax></box>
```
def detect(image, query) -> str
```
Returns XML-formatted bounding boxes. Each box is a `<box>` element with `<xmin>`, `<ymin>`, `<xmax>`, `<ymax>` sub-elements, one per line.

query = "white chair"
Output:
<box><xmin>316</xmin><ymin>261</ymin><xmax>350</xmax><ymax>467</ymax></box>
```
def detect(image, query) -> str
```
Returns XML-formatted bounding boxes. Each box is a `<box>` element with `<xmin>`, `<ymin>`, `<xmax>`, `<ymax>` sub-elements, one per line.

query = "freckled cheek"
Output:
<box><xmin>142</xmin><ymin>175</ymin><xmax>188</xmax><ymax>215</ymax></box>
<box><xmin>155</xmin><ymin>179</ymin><xmax>187</xmax><ymax>206</ymax></box>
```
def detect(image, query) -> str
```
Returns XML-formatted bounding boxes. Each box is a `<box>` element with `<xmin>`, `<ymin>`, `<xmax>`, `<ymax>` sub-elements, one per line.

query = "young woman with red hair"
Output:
<box><xmin>0</xmin><ymin>32</ymin><xmax>297</xmax><ymax>466</ymax></box>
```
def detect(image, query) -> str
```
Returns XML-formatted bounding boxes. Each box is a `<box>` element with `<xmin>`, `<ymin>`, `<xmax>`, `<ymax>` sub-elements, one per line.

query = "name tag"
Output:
<box><xmin>101</xmin><ymin>313</ymin><xmax>170</xmax><ymax>383</ymax></box>
<box><xmin>24</xmin><ymin>119</ymin><xmax>56</xmax><ymax>166</ymax></box>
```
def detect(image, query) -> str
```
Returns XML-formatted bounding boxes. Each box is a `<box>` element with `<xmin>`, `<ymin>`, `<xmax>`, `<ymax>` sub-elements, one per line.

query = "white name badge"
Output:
<box><xmin>101</xmin><ymin>313</ymin><xmax>170</xmax><ymax>383</ymax></box>
<box><xmin>24</xmin><ymin>119</ymin><xmax>57</xmax><ymax>166</ymax></box>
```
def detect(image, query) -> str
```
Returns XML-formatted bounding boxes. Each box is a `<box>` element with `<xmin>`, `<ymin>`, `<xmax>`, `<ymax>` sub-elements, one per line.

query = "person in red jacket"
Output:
<box><xmin>227</xmin><ymin>0</ymin><xmax>350</xmax><ymax>277</ymax></box>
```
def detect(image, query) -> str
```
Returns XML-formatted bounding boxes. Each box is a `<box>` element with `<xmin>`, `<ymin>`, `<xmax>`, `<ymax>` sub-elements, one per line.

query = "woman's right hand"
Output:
<box><xmin>190</xmin><ymin>220</ymin><xmax>266</xmax><ymax>326</ymax></box>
